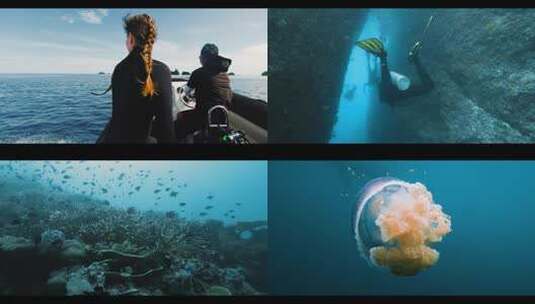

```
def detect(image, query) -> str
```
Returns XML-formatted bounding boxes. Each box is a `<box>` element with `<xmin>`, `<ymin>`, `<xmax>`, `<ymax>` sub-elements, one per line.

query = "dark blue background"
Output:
<box><xmin>269</xmin><ymin>161</ymin><xmax>535</xmax><ymax>295</ymax></box>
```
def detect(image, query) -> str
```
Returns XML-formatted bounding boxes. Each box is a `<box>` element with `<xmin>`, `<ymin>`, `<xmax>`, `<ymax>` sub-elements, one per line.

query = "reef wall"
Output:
<box><xmin>383</xmin><ymin>9</ymin><xmax>535</xmax><ymax>143</ymax></box>
<box><xmin>269</xmin><ymin>9</ymin><xmax>367</xmax><ymax>143</ymax></box>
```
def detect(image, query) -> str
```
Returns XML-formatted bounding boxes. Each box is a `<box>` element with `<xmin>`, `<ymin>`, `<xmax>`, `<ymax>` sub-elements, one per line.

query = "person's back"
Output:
<box><xmin>189</xmin><ymin>65</ymin><xmax>232</xmax><ymax>117</ymax></box>
<box><xmin>108</xmin><ymin>54</ymin><xmax>174</xmax><ymax>143</ymax></box>
<box><xmin>103</xmin><ymin>13</ymin><xmax>175</xmax><ymax>144</ymax></box>
<box><xmin>175</xmin><ymin>43</ymin><xmax>233</xmax><ymax>140</ymax></box>
<box><xmin>378</xmin><ymin>51</ymin><xmax>434</xmax><ymax>103</ymax></box>
<box><xmin>356</xmin><ymin>37</ymin><xmax>434</xmax><ymax>104</ymax></box>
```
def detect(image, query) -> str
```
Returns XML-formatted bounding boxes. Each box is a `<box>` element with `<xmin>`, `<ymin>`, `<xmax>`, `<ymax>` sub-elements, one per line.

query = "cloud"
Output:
<box><xmin>29</xmin><ymin>41</ymin><xmax>94</xmax><ymax>53</ymax></box>
<box><xmin>0</xmin><ymin>53</ymin><xmax>120</xmax><ymax>74</ymax></box>
<box><xmin>78</xmin><ymin>9</ymin><xmax>108</xmax><ymax>24</ymax></box>
<box><xmin>151</xmin><ymin>40</ymin><xmax>267</xmax><ymax>76</ymax></box>
<box><xmin>95</xmin><ymin>9</ymin><xmax>109</xmax><ymax>17</ymax></box>
<box><xmin>227</xmin><ymin>43</ymin><xmax>267</xmax><ymax>76</ymax></box>
<box><xmin>60</xmin><ymin>9</ymin><xmax>109</xmax><ymax>25</ymax></box>
<box><xmin>60</xmin><ymin>15</ymin><xmax>75</xmax><ymax>24</ymax></box>
<box><xmin>3</xmin><ymin>37</ymin><xmax>115</xmax><ymax>54</ymax></box>
<box><xmin>152</xmin><ymin>40</ymin><xmax>197</xmax><ymax>73</ymax></box>
<box><xmin>39</xmin><ymin>30</ymin><xmax>123</xmax><ymax>53</ymax></box>
<box><xmin>154</xmin><ymin>39</ymin><xmax>182</xmax><ymax>56</ymax></box>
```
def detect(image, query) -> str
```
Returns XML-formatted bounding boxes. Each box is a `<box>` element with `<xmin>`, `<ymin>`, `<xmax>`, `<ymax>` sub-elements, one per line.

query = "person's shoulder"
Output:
<box><xmin>190</xmin><ymin>67</ymin><xmax>209</xmax><ymax>83</ymax></box>
<box><xmin>190</xmin><ymin>67</ymin><xmax>205</xmax><ymax>76</ymax></box>
<box><xmin>112</xmin><ymin>55</ymin><xmax>133</xmax><ymax>78</ymax></box>
<box><xmin>152</xmin><ymin>59</ymin><xmax>171</xmax><ymax>74</ymax></box>
<box><xmin>113</xmin><ymin>58</ymin><xmax>127</xmax><ymax>73</ymax></box>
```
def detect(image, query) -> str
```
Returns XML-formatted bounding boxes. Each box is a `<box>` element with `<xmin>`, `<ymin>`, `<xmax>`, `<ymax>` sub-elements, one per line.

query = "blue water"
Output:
<box><xmin>330</xmin><ymin>10</ymin><xmax>426</xmax><ymax>143</ymax></box>
<box><xmin>330</xmin><ymin>14</ymin><xmax>381</xmax><ymax>143</ymax></box>
<box><xmin>269</xmin><ymin>161</ymin><xmax>535</xmax><ymax>295</ymax></box>
<box><xmin>0</xmin><ymin>160</ymin><xmax>267</xmax><ymax>225</ymax></box>
<box><xmin>0</xmin><ymin>74</ymin><xmax>267</xmax><ymax>143</ymax></box>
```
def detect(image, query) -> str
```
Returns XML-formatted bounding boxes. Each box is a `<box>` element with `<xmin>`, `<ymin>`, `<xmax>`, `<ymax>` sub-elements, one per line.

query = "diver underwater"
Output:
<box><xmin>355</xmin><ymin>16</ymin><xmax>436</xmax><ymax>104</ymax></box>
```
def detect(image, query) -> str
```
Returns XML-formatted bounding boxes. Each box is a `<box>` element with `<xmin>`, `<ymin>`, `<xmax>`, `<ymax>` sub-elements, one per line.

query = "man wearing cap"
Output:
<box><xmin>176</xmin><ymin>43</ymin><xmax>233</xmax><ymax>140</ymax></box>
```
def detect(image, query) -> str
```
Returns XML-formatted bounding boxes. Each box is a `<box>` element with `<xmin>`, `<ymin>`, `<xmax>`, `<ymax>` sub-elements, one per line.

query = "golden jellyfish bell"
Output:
<box><xmin>353</xmin><ymin>177</ymin><xmax>451</xmax><ymax>276</ymax></box>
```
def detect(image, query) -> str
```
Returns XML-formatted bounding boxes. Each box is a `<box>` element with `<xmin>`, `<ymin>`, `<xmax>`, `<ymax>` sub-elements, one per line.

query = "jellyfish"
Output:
<box><xmin>353</xmin><ymin>177</ymin><xmax>451</xmax><ymax>276</ymax></box>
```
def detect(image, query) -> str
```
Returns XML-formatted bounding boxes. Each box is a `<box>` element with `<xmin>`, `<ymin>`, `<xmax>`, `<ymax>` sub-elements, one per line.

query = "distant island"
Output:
<box><xmin>98</xmin><ymin>72</ymin><xmax>106</xmax><ymax>75</ymax></box>
<box><xmin>228</xmin><ymin>72</ymin><xmax>235</xmax><ymax>76</ymax></box>
<box><xmin>171</xmin><ymin>70</ymin><xmax>191</xmax><ymax>76</ymax></box>
<box><xmin>261</xmin><ymin>71</ymin><xmax>268</xmax><ymax>76</ymax></box>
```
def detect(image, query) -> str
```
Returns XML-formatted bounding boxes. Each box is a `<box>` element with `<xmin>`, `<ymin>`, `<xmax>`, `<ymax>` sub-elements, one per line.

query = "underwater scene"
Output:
<box><xmin>269</xmin><ymin>9</ymin><xmax>535</xmax><ymax>143</ymax></box>
<box><xmin>269</xmin><ymin>161</ymin><xmax>535</xmax><ymax>295</ymax></box>
<box><xmin>0</xmin><ymin>161</ymin><xmax>267</xmax><ymax>296</ymax></box>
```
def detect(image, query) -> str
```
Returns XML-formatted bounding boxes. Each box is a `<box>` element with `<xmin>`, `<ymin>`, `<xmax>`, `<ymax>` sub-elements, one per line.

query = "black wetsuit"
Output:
<box><xmin>379</xmin><ymin>55</ymin><xmax>434</xmax><ymax>102</ymax></box>
<box><xmin>175</xmin><ymin>57</ymin><xmax>233</xmax><ymax>139</ymax></box>
<box><xmin>102</xmin><ymin>49</ymin><xmax>175</xmax><ymax>143</ymax></box>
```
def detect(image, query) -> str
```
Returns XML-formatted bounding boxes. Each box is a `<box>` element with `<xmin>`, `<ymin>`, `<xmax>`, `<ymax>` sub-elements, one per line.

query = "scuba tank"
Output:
<box><xmin>389</xmin><ymin>71</ymin><xmax>411</xmax><ymax>91</ymax></box>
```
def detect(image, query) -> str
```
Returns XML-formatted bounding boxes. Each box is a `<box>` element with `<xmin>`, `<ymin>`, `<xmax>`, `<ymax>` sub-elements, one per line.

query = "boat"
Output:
<box><xmin>96</xmin><ymin>78</ymin><xmax>267</xmax><ymax>144</ymax></box>
<box><xmin>171</xmin><ymin>77</ymin><xmax>267</xmax><ymax>144</ymax></box>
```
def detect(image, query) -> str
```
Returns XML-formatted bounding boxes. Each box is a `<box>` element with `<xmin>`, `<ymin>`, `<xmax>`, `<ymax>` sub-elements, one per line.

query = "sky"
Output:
<box><xmin>0</xmin><ymin>9</ymin><xmax>267</xmax><ymax>76</ymax></box>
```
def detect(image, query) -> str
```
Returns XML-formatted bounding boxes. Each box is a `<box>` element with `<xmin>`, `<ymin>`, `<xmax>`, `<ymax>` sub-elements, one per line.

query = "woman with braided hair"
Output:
<box><xmin>101</xmin><ymin>14</ymin><xmax>175</xmax><ymax>143</ymax></box>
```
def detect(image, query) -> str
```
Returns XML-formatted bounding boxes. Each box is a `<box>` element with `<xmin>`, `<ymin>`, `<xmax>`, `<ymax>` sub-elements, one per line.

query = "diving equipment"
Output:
<box><xmin>409</xmin><ymin>15</ymin><xmax>435</xmax><ymax>61</ymax></box>
<box><xmin>222</xmin><ymin>130</ymin><xmax>249</xmax><ymax>144</ymax></box>
<box><xmin>408</xmin><ymin>41</ymin><xmax>423</xmax><ymax>61</ymax></box>
<box><xmin>356</xmin><ymin>38</ymin><xmax>386</xmax><ymax>57</ymax></box>
<box><xmin>389</xmin><ymin>71</ymin><xmax>411</xmax><ymax>91</ymax></box>
<box><xmin>421</xmin><ymin>15</ymin><xmax>435</xmax><ymax>42</ymax></box>
<box><xmin>193</xmin><ymin>106</ymin><xmax>250</xmax><ymax>144</ymax></box>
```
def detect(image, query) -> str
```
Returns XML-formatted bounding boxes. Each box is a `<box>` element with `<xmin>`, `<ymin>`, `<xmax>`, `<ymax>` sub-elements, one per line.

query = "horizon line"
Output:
<box><xmin>0</xmin><ymin>72</ymin><xmax>267</xmax><ymax>77</ymax></box>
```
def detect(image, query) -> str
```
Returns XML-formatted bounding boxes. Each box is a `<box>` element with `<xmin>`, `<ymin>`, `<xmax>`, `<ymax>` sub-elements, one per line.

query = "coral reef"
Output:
<box><xmin>0</xmin><ymin>186</ymin><xmax>267</xmax><ymax>296</ymax></box>
<box><xmin>39</xmin><ymin>229</ymin><xmax>65</xmax><ymax>254</ymax></box>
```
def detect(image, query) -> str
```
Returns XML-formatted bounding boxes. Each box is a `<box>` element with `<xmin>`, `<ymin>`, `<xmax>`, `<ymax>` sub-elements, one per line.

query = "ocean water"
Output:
<box><xmin>0</xmin><ymin>74</ymin><xmax>267</xmax><ymax>143</ymax></box>
<box><xmin>0</xmin><ymin>161</ymin><xmax>267</xmax><ymax>295</ymax></box>
<box><xmin>330</xmin><ymin>12</ymin><xmax>379</xmax><ymax>143</ymax></box>
<box><xmin>231</xmin><ymin>76</ymin><xmax>268</xmax><ymax>101</ymax></box>
<box><xmin>330</xmin><ymin>9</ymin><xmax>432</xmax><ymax>143</ymax></box>
<box><xmin>269</xmin><ymin>161</ymin><xmax>535</xmax><ymax>295</ymax></box>
<box><xmin>0</xmin><ymin>161</ymin><xmax>267</xmax><ymax>224</ymax></box>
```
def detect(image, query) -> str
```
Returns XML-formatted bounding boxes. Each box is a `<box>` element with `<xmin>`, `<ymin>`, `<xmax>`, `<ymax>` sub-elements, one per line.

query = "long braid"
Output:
<box><xmin>140</xmin><ymin>14</ymin><xmax>157</xmax><ymax>97</ymax></box>
<box><xmin>122</xmin><ymin>13</ymin><xmax>158</xmax><ymax>98</ymax></box>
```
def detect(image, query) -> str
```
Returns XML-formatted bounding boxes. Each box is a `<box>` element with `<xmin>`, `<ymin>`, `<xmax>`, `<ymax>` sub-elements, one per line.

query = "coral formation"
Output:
<box><xmin>0</xmin><ymin>184</ymin><xmax>267</xmax><ymax>295</ymax></box>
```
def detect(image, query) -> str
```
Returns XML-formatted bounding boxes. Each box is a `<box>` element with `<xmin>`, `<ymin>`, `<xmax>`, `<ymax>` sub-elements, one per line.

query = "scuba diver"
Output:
<box><xmin>356</xmin><ymin>16</ymin><xmax>435</xmax><ymax>103</ymax></box>
<box><xmin>175</xmin><ymin>43</ymin><xmax>233</xmax><ymax>142</ymax></box>
<box><xmin>363</xmin><ymin>52</ymin><xmax>379</xmax><ymax>94</ymax></box>
<box><xmin>95</xmin><ymin>14</ymin><xmax>175</xmax><ymax>144</ymax></box>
